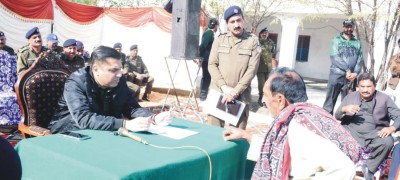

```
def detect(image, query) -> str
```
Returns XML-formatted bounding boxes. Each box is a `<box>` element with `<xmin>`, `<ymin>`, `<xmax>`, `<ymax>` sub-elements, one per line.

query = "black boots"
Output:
<box><xmin>258</xmin><ymin>96</ymin><xmax>263</xmax><ymax>107</ymax></box>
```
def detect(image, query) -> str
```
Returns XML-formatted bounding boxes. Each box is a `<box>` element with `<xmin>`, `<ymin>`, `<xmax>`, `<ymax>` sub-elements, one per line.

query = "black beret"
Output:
<box><xmin>0</xmin><ymin>31</ymin><xmax>4</xmax><ymax>37</ymax></box>
<box><xmin>259</xmin><ymin>27</ymin><xmax>268</xmax><ymax>34</ymax></box>
<box><xmin>113</xmin><ymin>42</ymin><xmax>122</xmax><ymax>48</ymax></box>
<box><xmin>224</xmin><ymin>6</ymin><xmax>242</xmax><ymax>21</ymax></box>
<box><xmin>130</xmin><ymin>44</ymin><xmax>138</xmax><ymax>51</ymax></box>
<box><xmin>25</xmin><ymin>27</ymin><xmax>40</xmax><ymax>39</ymax></box>
<box><xmin>63</xmin><ymin>39</ymin><xmax>77</xmax><ymax>47</ymax></box>
<box><xmin>208</xmin><ymin>18</ymin><xmax>219</xmax><ymax>29</ymax></box>
<box><xmin>343</xmin><ymin>20</ymin><xmax>354</xmax><ymax>27</ymax></box>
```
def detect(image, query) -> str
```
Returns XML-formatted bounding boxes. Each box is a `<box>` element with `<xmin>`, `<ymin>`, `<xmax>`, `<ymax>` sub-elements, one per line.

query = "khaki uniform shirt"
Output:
<box><xmin>17</xmin><ymin>46</ymin><xmax>47</xmax><ymax>74</ymax></box>
<box><xmin>208</xmin><ymin>31</ymin><xmax>260</xmax><ymax>103</ymax></box>
<box><xmin>61</xmin><ymin>54</ymin><xmax>85</xmax><ymax>73</ymax></box>
<box><xmin>258</xmin><ymin>38</ymin><xmax>276</xmax><ymax>73</ymax></box>
<box><xmin>123</xmin><ymin>55</ymin><xmax>149</xmax><ymax>80</ymax></box>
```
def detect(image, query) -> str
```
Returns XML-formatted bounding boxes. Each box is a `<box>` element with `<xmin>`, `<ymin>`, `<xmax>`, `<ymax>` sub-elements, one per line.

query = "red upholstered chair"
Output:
<box><xmin>15</xmin><ymin>52</ymin><xmax>71</xmax><ymax>138</ymax></box>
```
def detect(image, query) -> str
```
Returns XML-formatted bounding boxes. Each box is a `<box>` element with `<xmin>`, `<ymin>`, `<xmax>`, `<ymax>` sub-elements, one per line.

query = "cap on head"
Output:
<box><xmin>223</xmin><ymin>5</ymin><xmax>242</xmax><ymax>21</ymax></box>
<box><xmin>76</xmin><ymin>41</ymin><xmax>84</xmax><ymax>50</ymax></box>
<box><xmin>63</xmin><ymin>39</ymin><xmax>77</xmax><ymax>47</ymax></box>
<box><xmin>343</xmin><ymin>20</ymin><xmax>354</xmax><ymax>27</ymax></box>
<box><xmin>25</xmin><ymin>27</ymin><xmax>40</xmax><ymax>39</ymax></box>
<box><xmin>0</xmin><ymin>31</ymin><xmax>4</xmax><ymax>37</ymax></box>
<box><xmin>113</xmin><ymin>42</ymin><xmax>122</xmax><ymax>49</ymax></box>
<box><xmin>130</xmin><ymin>44</ymin><xmax>138</xmax><ymax>51</ymax></box>
<box><xmin>47</xmin><ymin>34</ymin><xmax>59</xmax><ymax>43</ymax></box>
<box><xmin>259</xmin><ymin>27</ymin><xmax>268</xmax><ymax>35</ymax></box>
<box><xmin>208</xmin><ymin>18</ymin><xmax>219</xmax><ymax>29</ymax></box>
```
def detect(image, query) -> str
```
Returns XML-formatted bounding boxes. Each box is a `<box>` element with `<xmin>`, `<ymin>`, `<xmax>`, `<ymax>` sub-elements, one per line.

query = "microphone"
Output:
<box><xmin>117</xmin><ymin>127</ymin><xmax>148</xmax><ymax>145</ymax></box>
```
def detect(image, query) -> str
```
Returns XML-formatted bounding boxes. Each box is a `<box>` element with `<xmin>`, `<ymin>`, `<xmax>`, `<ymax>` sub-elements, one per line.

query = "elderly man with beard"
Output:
<box><xmin>323</xmin><ymin>20</ymin><xmax>364</xmax><ymax>114</ymax></box>
<box><xmin>60</xmin><ymin>39</ymin><xmax>85</xmax><ymax>73</ymax></box>
<box><xmin>256</xmin><ymin>27</ymin><xmax>277</xmax><ymax>106</ymax></box>
<box><xmin>335</xmin><ymin>73</ymin><xmax>400</xmax><ymax>180</ymax></box>
<box><xmin>17</xmin><ymin>27</ymin><xmax>47</xmax><ymax>74</ymax></box>
<box><xmin>48</xmin><ymin>46</ymin><xmax>171</xmax><ymax>133</ymax></box>
<box><xmin>207</xmin><ymin>5</ymin><xmax>260</xmax><ymax>129</ymax></box>
<box><xmin>223</xmin><ymin>67</ymin><xmax>359</xmax><ymax>180</ymax></box>
<box><xmin>0</xmin><ymin>31</ymin><xmax>15</xmax><ymax>55</ymax></box>
<box><xmin>223</xmin><ymin>67</ymin><xmax>360</xmax><ymax>179</ymax></box>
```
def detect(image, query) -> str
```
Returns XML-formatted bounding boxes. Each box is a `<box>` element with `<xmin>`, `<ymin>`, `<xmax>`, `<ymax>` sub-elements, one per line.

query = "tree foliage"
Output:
<box><xmin>201</xmin><ymin>0</ymin><xmax>289</xmax><ymax>30</ymax></box>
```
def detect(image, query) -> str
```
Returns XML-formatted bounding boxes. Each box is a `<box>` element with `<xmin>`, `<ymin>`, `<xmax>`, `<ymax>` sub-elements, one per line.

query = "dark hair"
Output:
<box><xmin>90</xmin><ymin>46</ymin><xmax>121</xmax><ymax>66</ymax></box>
<box><xmin>357</xmin><ymin>72</ymin><xmax>376</xmax><ymax>86</ymax></box>
<box><xmin>269</xmin><ymin>67</ymin><xmax>308</xmax><ymax>103</ymax></box>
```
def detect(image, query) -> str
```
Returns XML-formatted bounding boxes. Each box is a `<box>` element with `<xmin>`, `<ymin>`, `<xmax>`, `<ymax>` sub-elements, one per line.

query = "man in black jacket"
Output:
<box><xmin>49</xmin><ymin>46</ymin><xmax>170</xmax><ymax>133</ymax></box>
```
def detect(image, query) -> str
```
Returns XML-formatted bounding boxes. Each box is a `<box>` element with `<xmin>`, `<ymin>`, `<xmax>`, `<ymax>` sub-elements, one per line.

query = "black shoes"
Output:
<box><xmin>142</xmin><ymin>96</ymin><xmax>150</xmax><ymax>101</ymax></box>
<box><xmin>258</xmin><ymin>97</ymin><xmax>263</xmax><ymax>107</ymax></box>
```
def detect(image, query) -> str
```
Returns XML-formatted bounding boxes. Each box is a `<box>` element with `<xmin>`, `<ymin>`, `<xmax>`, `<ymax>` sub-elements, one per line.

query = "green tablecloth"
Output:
<box><xmin>15</xmin><ymin>118</ymin><xmax>250</xmax><ymax>180</ymax></box>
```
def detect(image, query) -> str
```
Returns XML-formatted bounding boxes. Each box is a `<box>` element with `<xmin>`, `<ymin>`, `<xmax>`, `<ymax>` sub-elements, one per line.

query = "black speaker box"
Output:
<box><xmin>170</xmin><ymin>0</ymin><xmax>201</xmax><ymax>60</ymax></box>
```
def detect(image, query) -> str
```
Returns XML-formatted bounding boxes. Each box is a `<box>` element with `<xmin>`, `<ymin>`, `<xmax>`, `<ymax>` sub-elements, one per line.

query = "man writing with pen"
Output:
<box><xmin>48</xmin><ymin>46</ymin><xmax>171</xmax><ymax>134</ymax></box>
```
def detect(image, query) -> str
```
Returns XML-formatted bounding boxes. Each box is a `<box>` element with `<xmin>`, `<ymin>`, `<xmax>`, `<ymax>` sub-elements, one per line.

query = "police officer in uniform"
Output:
<box><xmin>60</xmin><ymin>39</ymin><xmax>85</xmax><ymax>73</ymax></box>
<box><xmin>17</xmin><ymin>27</ymin><xmax>47</xmax><ymax>75</ymax></box>
<box><xmin>196</xmin><ymin>18</ymin><xmax>219</xmax><ymax>101</ymax></box>
<box><xmin>124</xmin><ymin>44</ymin><xmax>154</xmax><ymax>101</ymax></box>
<box><xmin>208</xmin><ymin>6</ymin><xmax>260</xmax><ymax>129</ymax></box>
<box><xmin>257</xmin><ymin>27</ymin><xmax>277</xmax><ymax>106</ymax></box>
<box><xmin>0</xmin><ymin>31</ymin><xmax>15</xmax><ymax>55</ymax></box>
<box><xmin>45</xmin><ymin>33</ymin><xmax>63</xmax><ymax>54</ymax></box>
<box><xmin>114</xmin><ymin>42</ymin><xmax>127</xmax><ymax>67</ymax></box>
<box><xmin>76</xmin><ymin>40</ymin><xmax>90</xmax><ymax>65</ymax></box>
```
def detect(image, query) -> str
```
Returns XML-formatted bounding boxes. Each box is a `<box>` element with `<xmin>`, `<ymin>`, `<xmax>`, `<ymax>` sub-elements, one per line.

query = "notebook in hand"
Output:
<box><xmin>216</xmin><ymin>95</ymin><xmax>241</xmax><ymax>116</ymax></box>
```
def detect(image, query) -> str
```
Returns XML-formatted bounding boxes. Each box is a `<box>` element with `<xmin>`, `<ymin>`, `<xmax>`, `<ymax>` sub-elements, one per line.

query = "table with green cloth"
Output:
<box><xmin>15</xmin><ymin>118</ymin><xmax>250</xmax><ymax>180</ymax></box>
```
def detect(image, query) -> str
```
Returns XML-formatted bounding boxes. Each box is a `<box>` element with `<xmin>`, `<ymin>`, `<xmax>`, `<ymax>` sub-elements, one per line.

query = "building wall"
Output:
<box><xmin>256</xmin><ymin>17</ymin><xmax>371</xmax><ymax>81</ymax></box>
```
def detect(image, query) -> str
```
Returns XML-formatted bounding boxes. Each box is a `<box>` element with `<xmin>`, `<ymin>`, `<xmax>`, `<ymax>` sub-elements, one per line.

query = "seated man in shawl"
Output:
<box><xmin>335</xmin><ymin>73</ymin><xmax>400</xmax><ymax>180</ymax></box>
<box><xmin>223</xmin><ymin>67</ymin><xmax>360</xmax><ymax>179</ymax></box>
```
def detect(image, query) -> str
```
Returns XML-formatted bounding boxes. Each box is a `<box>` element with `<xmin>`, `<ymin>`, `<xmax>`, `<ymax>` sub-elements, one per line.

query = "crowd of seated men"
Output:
<box><xmin>0</xmin><ymin>24</ymin><xmax>399</xmax><ymax>180</ymax></box>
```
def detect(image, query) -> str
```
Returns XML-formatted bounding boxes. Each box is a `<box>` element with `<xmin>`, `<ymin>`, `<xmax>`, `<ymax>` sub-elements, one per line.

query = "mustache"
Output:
<box><xmin>234</xmin><ymin>27</ymin><xmax>241</xmax><ymax>30</ymax></box>
<box><xmin>35</xmin><ymin>40</ymin><xmax>42</xmax><ymax>43</ymax></box>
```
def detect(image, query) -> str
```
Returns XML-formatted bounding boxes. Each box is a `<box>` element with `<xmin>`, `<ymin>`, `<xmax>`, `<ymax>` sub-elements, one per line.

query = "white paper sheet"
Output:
<box><xmin>148</xmin><ymin>124</ymin><xmax>199</xmax><ymax>140</ymax></box>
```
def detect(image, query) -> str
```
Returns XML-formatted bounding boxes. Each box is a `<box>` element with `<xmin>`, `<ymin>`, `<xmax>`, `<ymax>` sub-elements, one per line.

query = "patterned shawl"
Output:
<box><xmin>251</xmin><ymin>103</ymin><xmax>361</xmax><ymax>180</ymax></box>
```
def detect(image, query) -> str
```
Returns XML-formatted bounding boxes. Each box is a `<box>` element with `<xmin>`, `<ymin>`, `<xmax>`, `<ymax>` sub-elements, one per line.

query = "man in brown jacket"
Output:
<box><xmin>207</xmin><ymin>5</ymin><xmax>260</xmax><ymax>129</ymax></box>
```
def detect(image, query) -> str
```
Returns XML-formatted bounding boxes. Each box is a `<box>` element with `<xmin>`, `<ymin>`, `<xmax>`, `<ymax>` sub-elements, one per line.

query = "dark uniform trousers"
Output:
<box><xmin>200</xmin><ymin>61</ymin><xmax>211</xmax><ymax>100</ymax></box>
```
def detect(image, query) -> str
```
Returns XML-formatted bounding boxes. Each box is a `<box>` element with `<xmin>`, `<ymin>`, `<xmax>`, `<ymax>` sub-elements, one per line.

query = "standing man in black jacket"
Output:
<box><xmin>48</xmin><ymin>46</ymin><xmax>170</xmax><ymax>133</ymax></box>
<box><xmin>196</xmin><ymin>18</ymin><xmax>219</xmax><ymax>101</ymax></box>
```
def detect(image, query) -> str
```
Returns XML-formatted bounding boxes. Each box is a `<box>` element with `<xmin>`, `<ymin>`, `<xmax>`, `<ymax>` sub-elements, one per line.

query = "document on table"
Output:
<box><xmin>148</xmin><ymin>124</ymin><xmax>199</xmax><ymax>140</ymax></box>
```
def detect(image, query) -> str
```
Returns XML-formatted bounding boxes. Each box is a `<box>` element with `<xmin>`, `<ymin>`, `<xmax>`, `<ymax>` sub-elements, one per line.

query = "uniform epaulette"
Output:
<box><xmin>218</xmin><ymin>32</ymin><xmax>227</xmax><ymax>37</ymax></box>
<box><xmin>249</xmin><ymin>33</ymin><xmax>259</xmax><ymax>40</ymax></box>
<box><xmin>18</xmin><ymin>46</ymin><xmax>29</xmax><ymax>53</ymax></box>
